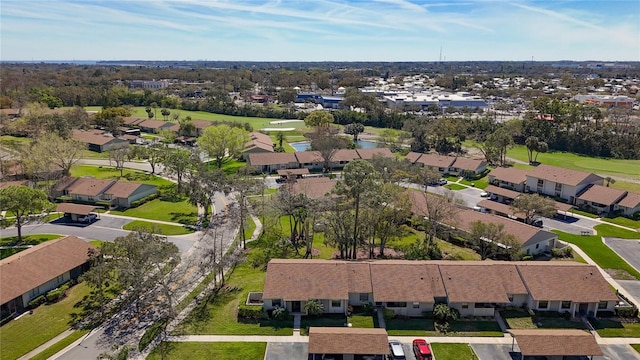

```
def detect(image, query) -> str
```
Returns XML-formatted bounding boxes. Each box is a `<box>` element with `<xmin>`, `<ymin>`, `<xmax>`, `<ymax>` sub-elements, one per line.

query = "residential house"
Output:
<box><xmin>190</xmin><ymin>120</ymin><xmax>213</xmax><ymax>136</ymax></box>
<box><xmin>122</xmin><ymin>117</ymin><xmax>146</xmax><ymax>127</ymax></box>
<box><xmin>103</xmin><ymin>181</ymin><xmax>158</xmax><ymax>208</ymax></box>
<box><xmin>488</xmin><ymin>167</ymin><xmax>530</xmax><ymax>192</ymax></box>
<box><xmin>242</xmin><ymin>132</ymin><xmax>274</xmax><ymax>160</ymax></box>
<box><xmin>72</xmin><ymin>130</ymin><xmax>130</xmax><ymax>152</ymax></box>
<box><xmin>355</xmin><ymin>148</ymin><xmax>394</xmax><ymax>160</ymax></box>
<box><xmin>330</xmin><ymin>149</ymin><xmax>360</xmax><ymax>169</ymax></box>
<box><xmin>405</xmin><ymin>151</ymin><xmax>424</xmax><ymax>164</ymax></box>
<box><xmin>517</xmin><ymin>263</ymin><xmax>618</xmax><ymax>317</ymax></box>
<box><xmin>525</xmin><ymin>164</ymin><xmax>603</xmax><ymax>204</ymax></box>
<box><xmin>137</xmin><ymin>119</ymin><xmax>174</xmax><ymax>133</ymax></box>
<box><xmin>616</xmin><ymin>192</ymin><xmax>640</xmax><ymax>217</ymax></box>
<box><xmin>0</xmin><ymin>236</ymin><xmax>95</xmax><ymax>319</ymax></box>
<box><xmin>449</xmin><ymin>157</ymin><xmax>487</xmax><ymax>177</ymax></box>
<box><xmin>413</xmin><ymin>153</ymin><xmax>457</xmax><ymax>174</ymax></box>
<box><xmin>576</xmin><ymin>184</ymin><xmax>627</xmax><ymax>214</ymax></box>
<box><xmin>262</xmin><ymin>260</ymin><xmax>617</xmax><ymax>318</ymax></box>
<box><xmin>0</xmin><ymin>180</ymin><xmax>33</xmax><ymax>189</ymax></box>
<box><xmin>54</xmin><ymin>177</ymin><xmax>157</xmax><ymax>208</ymax></box>
<box><xmin>248</xmin><ymin>153</ymin><xmax>298</xmax><ymax>173</ymax></box>
<box><xmin>295</xmin><ymin>151</ymin><xmax>325</xmax><ymax>171</ymax></box>
<box><xmin>308</xmin><ymin>327</ymin><xmax>389</xmax><ymax>360</ymax></box>
<box><xmin>284</xmin><ymin>177</ymin><xmax>337</xmax><ymax>200</ymax></box>
<box><xmin>439</xmin><ymin>263</ymin><xmax>528</xmax><ymax>317</ymax></box>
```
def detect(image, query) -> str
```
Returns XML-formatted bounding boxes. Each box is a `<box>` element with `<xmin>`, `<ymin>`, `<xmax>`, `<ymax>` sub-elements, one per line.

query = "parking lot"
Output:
<box><xmin>471</xmin><ymin>344</ymin><xmax>640</xmax><ymax>360</ymax></box>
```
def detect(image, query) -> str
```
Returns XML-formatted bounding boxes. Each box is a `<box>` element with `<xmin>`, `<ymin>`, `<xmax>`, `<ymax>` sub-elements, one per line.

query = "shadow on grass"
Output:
<box><xmin>170</xmin><ymin>211</ymin><xmax>199</xmax><ymax>225</ymax></box>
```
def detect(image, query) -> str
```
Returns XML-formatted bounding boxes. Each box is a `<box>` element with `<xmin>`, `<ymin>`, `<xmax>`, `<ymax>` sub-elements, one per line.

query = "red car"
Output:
<box><xmin>412</xmin><ymin>339</ymin><xmax>432</xmax><ymax>360</ymax></box>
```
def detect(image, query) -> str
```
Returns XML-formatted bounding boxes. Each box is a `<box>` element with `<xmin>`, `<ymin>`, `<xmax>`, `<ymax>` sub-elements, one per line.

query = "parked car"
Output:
<box><xmin>437</xmin><ymin>178</ymin><xmax>447</xmax><ymax>186</ymax></box>
<box><xmin>412</xmin><ymin>339</ymin><xmax>432</xmax><ymax>360</ymax></box>
<box><xmin>480</xmin><ymin>190</ymin><xmax>489</xmax><ymax>197</ymax></box>
<box><xmin>531</xmin><ymin>219</ymin><xmax>543</xmax><ymax>228</ymax></box>
<box><xmin>78</xmin><ymin>213</ymin><xmax>97</xmax><ymax>223</ymax></box>
<box><xmin>388</xmin><ymin>340</ymin><xmax>406</xmax><ymax>360</ymax></box>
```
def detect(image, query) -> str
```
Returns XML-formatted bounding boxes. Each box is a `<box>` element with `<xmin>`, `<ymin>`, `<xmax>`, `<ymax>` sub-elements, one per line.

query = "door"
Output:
<box><xmin>578</xmin><ymin>303</ymin><xmax>588</xmax><ymax>315</ymax></box>
<box><xmin>292</xmin><ymin>301</ymin><xmax>301</xmax><ymax>313</ymax></box>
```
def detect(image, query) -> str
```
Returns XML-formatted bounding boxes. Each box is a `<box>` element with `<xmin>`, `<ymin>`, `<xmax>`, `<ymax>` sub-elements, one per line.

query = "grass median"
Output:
<box><xmin>594</xmin><ymin>224</ymin><xmax>640</xmax><ymax>239</ymax></box>
<box><xmin>122</xmin><ymin>220</ymin><xmax>194</xmax><ymax>235</ymax></box>
<box><xmin>432</xmin><ymin>343</ymin><xmax>478</xmax><ymax>360</ymax></box>
<box><xmin>147</xmin><ymin>342</ymin><xmax>266</xmax><ymax>360</ymax></box>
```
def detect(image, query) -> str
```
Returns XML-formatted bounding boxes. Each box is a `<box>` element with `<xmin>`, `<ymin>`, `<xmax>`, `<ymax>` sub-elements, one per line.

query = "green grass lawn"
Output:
<box><xmin>122</xmin><ymin>220</ymin><xmax>194</xmax><ymax>235</ymax></box>
<box><xmin>84</xmin><ymin>106</ymin><xmax>306</xmax><ymax>131</ymax></box>
<box><xmin>88</xmin><ymin>240</ymin><xmax>104</xmax><ymax>247</ymax></box>
<box><xmin>385</xmin><ymin>318</ymin><xmax>503</xmax><ymax>337</ymax></box>
<box><xmin>174</xmin><ymin>263</ymin><xmax>293</xmax><ymax>335</ymax></box>
<box><xmin>594</xmin><ymin>224</ymin><xmax>640</xmax><ymax>239</ymax></box>
<box><xmin>147</xmin><ymin>342</ymin><xmax>266</xmax><ymax>360</ymax></box>
<box><xmin>589</xmin><ymin>318</ymin><xmax>640</xmax><ymax>337</ymax></box>
<box><xmin>445</xmin><ymin>183</ymin><xmax>467</xmax><ymax>191</ymax></box>
<box><xmin>500</xmin><ymin>310</ymin><xmax>586</xmax><ymax>330</ymax></box>
<box><xmin>504</xmin><ymin>145</ymin><xmax>640</xmax><ymax>180</ymax></box>
<box><xmin>0</xmin><ymin>283</ymin><xmax>92</xmax><ymax>360</ymax></box>
<box><xmin>70</xmin><ymin>165</ymin><xmax>174</xmax><ymax>188</ymax></box>
<box><xmin>391</xmin><ymin>227</ymin><xmax>480</xmax><ymax>261</ymax></box>
<box><xmin>611</xmin><ymin>180</ymin><xmax>640</xmax><ymax>193</ymax></box>
<box><xmin>0</xmin><ymin>234</ymin><xmax>62</xmax><ymax>259</ymax></box>
<box><xmin>570</xmin><ymin>209</ymin><xmax>600</xmax><ymax>218</ymax></box>
<box><xmin>553</xmin><ymin>230</ymin><xmax>640</xmax><ymax>280</ymax></box>
<box><xmin>110</xmin><ymin>196</ymin><xmax>198</xmax><ymax>225</ymax></box>
<box><xmin>602</xmin><ymin>217</ymin><xmax>640</xmax><ymax>231</ymax></box>
<box><xmin>632</xmin><ymin>344</ymin><xmax>640</xmax><ymax>353</ymax></box>
<box><xmin>431</xmin><ymin>343</ymin><xmax>478</xmax><ymax>360</ymax></box>
<box><xmin>460</xmin><ymin>176</ymin><xmax>489</xmax><ymax>189</ymax></box>
<box><xmin>30</xmin><ymin>330</ymin><xmax>89</xmax><ymax>360</ymax></box>
<box><xmin>0</xmin><ymin>135</ymin><xmax>32</xmax><ymax>149</ymax></box>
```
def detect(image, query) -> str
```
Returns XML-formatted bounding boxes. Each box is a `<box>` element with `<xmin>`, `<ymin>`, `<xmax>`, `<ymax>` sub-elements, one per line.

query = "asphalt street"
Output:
<box><xmin>604</xmin><ymin>238</ymin><xmax>640</xmax><ymax>272</ymax></box>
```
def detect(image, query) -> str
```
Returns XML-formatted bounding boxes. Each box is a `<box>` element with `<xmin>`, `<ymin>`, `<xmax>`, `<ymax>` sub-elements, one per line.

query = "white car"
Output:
<box><xmin>480</xmin><ymin>190</ymin><xmax>489</xmax><ymax>197</ymax></box>
<box><xmin>437</xmin><ymin>178</ymin><xmax>447</xmax><ymax>186</ymax></box>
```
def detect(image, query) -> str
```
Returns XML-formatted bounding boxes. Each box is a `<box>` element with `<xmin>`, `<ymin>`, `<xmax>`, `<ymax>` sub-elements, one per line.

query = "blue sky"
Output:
<box><xmin>1</xmin><ymin>0</ymin><xmax>638</xmax><ymax>61</ymax></box>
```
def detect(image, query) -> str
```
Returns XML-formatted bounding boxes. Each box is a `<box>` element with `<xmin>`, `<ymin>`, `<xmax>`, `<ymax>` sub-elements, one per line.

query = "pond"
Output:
<box><xmin>290</xmin><ymin>140</ymin><xmax>378</xmax><ymax>152</ymax></box>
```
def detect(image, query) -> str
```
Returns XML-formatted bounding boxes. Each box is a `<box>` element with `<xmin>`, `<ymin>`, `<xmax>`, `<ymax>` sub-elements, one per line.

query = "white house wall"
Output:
<box><xmin>20</xmin><ymin>271</ymin><xmax>71</xmax><ymax>307</ymax></box>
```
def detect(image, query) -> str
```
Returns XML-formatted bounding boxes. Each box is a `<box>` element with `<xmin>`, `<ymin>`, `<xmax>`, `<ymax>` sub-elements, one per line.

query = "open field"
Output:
<box><xmin>147</xmin><ymin>342</ymin><xmax>266</xmax><ymax>360</ymax></box>
<box><xmin>110</xmin><ymin>196</ymin><xmax>198</xmax><ymax>225</ymax></box>
<box><xmin>84</xmin><ymin>106</ymin><xmax>307</xmax><ymax>131</ymax></box>
<box><xmin>504</xmin><ymin>145</ymin><xmax>640</xmax><ymax>180</ymax></box>
<box><xmin>0</xmin><ymin>283</ymin><xmax>92</xmax><ymax>360</ymax></box>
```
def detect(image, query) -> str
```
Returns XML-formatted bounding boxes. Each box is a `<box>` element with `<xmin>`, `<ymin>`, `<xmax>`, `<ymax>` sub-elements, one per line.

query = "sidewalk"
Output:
<box><xmin>17</xmin><ymin>329</ymin><xmax>75</xmax><ymax>360</ymax></box>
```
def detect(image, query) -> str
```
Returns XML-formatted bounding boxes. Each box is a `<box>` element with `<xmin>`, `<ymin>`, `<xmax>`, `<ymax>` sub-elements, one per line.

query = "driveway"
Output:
<box><xmin>264</xmin><ymin>342</ymin><xmax>308</xmax><ymax>360</ymax></box>
<box><xmin>596</xmin><ymin>344</ymin><xmax>640</xmax><ymax>360</ymax></box>
<box><xmin>472</xmin><ymin>344</ymin><xmax>640</xmax><ymax>360</ymax></box>
<box><xmin>604</xmin><ymin>238</ymin><xmax>640</xmax><ymax>272</ymax></box>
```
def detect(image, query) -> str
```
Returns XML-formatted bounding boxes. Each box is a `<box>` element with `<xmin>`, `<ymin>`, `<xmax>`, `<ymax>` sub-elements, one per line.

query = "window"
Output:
<box><xmin>508</xmin><ymin>295</ymin><xmax>514</xmax><ymax>302</ymax></box>
<box><xmin>561</xmin><ymin>301</ymin><xmax>571</xmax><ymax>309</ymax></box>
<box><xmin>386</xmin><ymin>302</ymin><xmax>407</xmax><ymax>308</ymax></box>
<box><xmin>537</xmin><ymin>179</ymin><xmax>544</xmax><ymax>187</ymax></box>
<box><xmin>272</xmin><ymin>299</ymin><xmax>282</xmax><ymax>307</ymax></box>
<box><xmin>55</xmin><ymin>274</ymin><xmax>64</xmax><ymax>285</ymax></box>
<box><xmin>413</xmin><ymin>302</ymin><xmax>420</xmax><ymax>309</ymax></box>
<box><xmin>359</xmin><ymin>293</ymin><xmax>368</xmax><ymax>302</ymax></box>
<box><xmin>538</xmin><ymin>301</ymin><xmax>548</xmax><ymax>309</ymax></box>
<box><xmin>555</xmin><ymin>183</ymin><xmax>562</xmax><ymax>191</ymax></box>
<box><xmin>598</xmin><ymin>301</ymin><xmax>608</xmax><ymax>309</ymax></box>
<box><xmin>536</xmin><ymin>244</ymin><xmax>539</xmax><ymax>249</ymax></box>
<box><xmin>331</xmin><ymin>300</ymin><xmax>341</xmax><ymax>308</ymax></box>
<box><xmin>461</xmin><ymin>303</ymin><xmax>469</xmax><ymax>309</ymax></box>
<box><xmin>30</xmin><ymin>288</ymin><xmax>40</xmax><ymax>298</ymax></box>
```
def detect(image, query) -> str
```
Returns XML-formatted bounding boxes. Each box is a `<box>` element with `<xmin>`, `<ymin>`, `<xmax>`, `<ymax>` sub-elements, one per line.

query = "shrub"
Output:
<box><xmin>238</xmin><ymin>305</ymin><xmax>267</xmax><ymax>320</ymax></box>
<box><xmin>433</xmin><ymin>303</ymin><xmax>459</xmax><ymax>322</ymax></box>
<box><xmin>615</xmin><ymin>306</ymin><xmax>639</xmax><ymax>317</ymax></box>
<box><xmin>28</xmin><ymin>295</ymin><xmax>46</xmax><ymax>308</ymax></box>
<box><xmin>382</xmin><ymin>308</ymin><xmax>395</xmax><ymax>321</ymax></box>
<box><xmin>361</xmin><ymin>301</ymin><xmax>373</xmax><ymax>315</ymax></box>
<box><xmin>304</xmin><ymin>299</ymin><xmax>324</xmax><ymax>316</ymax></box>
<box><xmin>45</xmin><ymin>288</ymin><xmax>65</xmax><ymax>303</ymax></box>
<box><xmin>272</xmin><ymin>306</ymin><xmax>290</xmax><ymax>320</ymax></box>
<box><xmin>522</xmin><ymin>255</ymin><xmax>533</xmax><ymax>261</ymax></box>
<box><xmin>130</xmin><ymin>193</ymin><xmax>159</xmax><ymax>208</ymax></box>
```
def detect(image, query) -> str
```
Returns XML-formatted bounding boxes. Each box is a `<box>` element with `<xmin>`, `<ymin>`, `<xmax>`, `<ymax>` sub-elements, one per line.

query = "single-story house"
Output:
<box><xmin>262</xmin><ymin>260</ymin><xmax>617</xmax><ymax>319</ymax></box>
<box><xmin>355</xmin><ymin>148</ymin><xmax>394</xmax><ymax>160</ymax></box>
<box><xmin>576</xmin><ymin>184</ymin><xmax>627</xmax><ymax>214</ymax></box>
<box><xmin>248</xmin><ymin>153</ymin><xmax>298</xmax><ymax>173</ymax></box>
<box><xmin>137</xmin><ymin>119</ymin><xmax>174</xmax><ymax>133</ymax></box>
<box><xmin>190</xmin><ymin>120</ymin><xmax>213</xmax><ymax>136</ymax></box>
<box><xmin>525</xmin><ymin>164</ymin><xmax>603</xmax><ymax>204</ymax></box>
<box><xmin>122</xmin><ymin>117</ymin><xmax>146</xmax><ymax>126</ymax></box>
<box><xmin>449</xmin><ymin>157</ymin><xmax>487</xmax><ymax>177</ymax></box>
<box><xmin>488</xmin><ymin>167</ymin><xmax>530</xmax><ymax>192</ymax></box>
<box><xmin>103</xmin><ymin>181</ymin><xmax>158</xmax><ymax>208</ymax></box>
<box><xmin>284</xmin><ymin>177</ymin><xmax>337</xmax><ymax>200</ymax></box>
<box><xmin>405</xmin><ymin>151</ymin><xmax>424</xmax><ymax>164</ymax></box>
<box><xmin>331</xmin><ymin>149</ymin><xmax>360</xmax><ymax>169</ymax></box>
<box><xmin>0</xmin><ymin>180</ymin><xmax>33</xmax><ymax>189</ymax></box>
<box><xmin>0</xmin><ymin>236</ymin><xmax>95</xmax><ymax>319</ymax></box>
<box><xmin>54</xmin><ymin>177</ymin><xmax>157</xmax><ymax>208</ymax></box>
<box><xmin>616</xmin><ymin>192</ymin><xmax>640</xmax><ymax>217</ymax></box>
<box><xmin>509</xmin><ymin>329</ymin><xmax>603</xmax><ymax>360</ymax></box>
<box><xmin>295</xmin><ymin>151</ymin><xmax>325</xmax><ymax>171</ymax></box>
<box><xmin>516</xmin><ymin>263</ymin><xmax>618</xmax><ymax>317</ymax></box>
<box><xmin>308</xmin><ymin>327</ymin><xmax>388</xmax><ymax>360</ymax></box>
<box><xmin>413</xmin><ymin>153</ymin><xmax>457</xmax><ymax>174</ymax></box>
<box><xmin>242</xmin><ymin>132</ymin><xmax>274</xmax><ymax>160</ymax></box>
<box><xmin>72</xmin><ymin>129</ymin><xmax>130</xmax><ymax>152</ymax></box>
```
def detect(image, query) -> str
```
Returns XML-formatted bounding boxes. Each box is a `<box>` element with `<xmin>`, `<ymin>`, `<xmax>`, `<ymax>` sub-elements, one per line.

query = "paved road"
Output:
<box><xmin>604</xmin><ymin>238</ymin><xmax>640</xmax><ymax>272</ymax></box>
<box><xmin>265</xmin><ymin>342</ymin><xmax>308</xmax><ymax>360</ymax></box>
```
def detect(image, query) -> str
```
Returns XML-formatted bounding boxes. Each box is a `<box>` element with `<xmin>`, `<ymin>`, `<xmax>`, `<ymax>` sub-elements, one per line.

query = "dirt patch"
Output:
<box><xmin>605</xmin><ymin>268</ymin><xmax>637</xmax><ymax>280</ymax></box>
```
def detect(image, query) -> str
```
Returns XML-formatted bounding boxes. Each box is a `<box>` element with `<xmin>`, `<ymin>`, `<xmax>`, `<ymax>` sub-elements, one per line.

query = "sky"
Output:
<box><xmin>1</xmin><ymin>0</ymin><xmax>639</xmax><ymax>62</ymax></box>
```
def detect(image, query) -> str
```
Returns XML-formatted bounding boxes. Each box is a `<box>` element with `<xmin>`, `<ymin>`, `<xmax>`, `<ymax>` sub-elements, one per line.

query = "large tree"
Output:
<box><xmin>344</xmin><ymin>122</ymin><xmax>365</xmax><ymax>142</ymax></box>
<box><xmin>309</xmin><ymin>127</ymin><xmax>349</xmax><ymax>172</ymax></box>
<box><xmin>469</xmin><ymin>221</ymin><xmax>519</xmax><ymax>260</ymax></box>
<box><xmin>304</xmin><ymin>110</ymin><xmax>334</xmax><ymax>128</ymax></box>
<box><xmin>198</xmin><ymin>124</ymin><xmax>249</xmax><ymax>168</ymax></box>
<box><xmin>0</xmin><ymin>186</ymin><xmax>51</xmax><ymax>243</ymax></box>
<box><xmin>162</xmin><ymin>149</ymin><xmax>192</xmax><ymax>192</ymax></box>
<box><xmin>109</xmin><ymin>146</ymin><xmax>130</xmax><ymax>177</ymax></box>
<box><xmin>524</xmin><ymin>136</ymin><xmax>548</xmax><ymax>164</ymax></box>
<box><xmin>511</xmin><ymin>193</ymin><xmax>556</xmax><ymax>225</ymax></box>
<box><xmin>25</xmin><ymin>133</ymin><xmax>85</xmax><ymax>176</ymax></box>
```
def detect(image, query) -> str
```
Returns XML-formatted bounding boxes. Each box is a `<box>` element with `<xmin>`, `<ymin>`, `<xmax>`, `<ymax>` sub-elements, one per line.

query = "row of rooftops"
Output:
<box><xmin>406</xmin><ymin>152</ymin><xmax>486</xmax><ymax>172</ymax></box>
<box><xmin>54</xmin><ymin>176</ymin><xmax>153</xmax><ymax>198</ymax></box>
<box><xmin>248</xmin><ymin>148</ymin><xmax>394</xmax><ymax>166</ymax></box>
<box><xmin>263</xmin><ymin>259</ymin><xmax>617</xmax><ymax>305</ymax></box>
